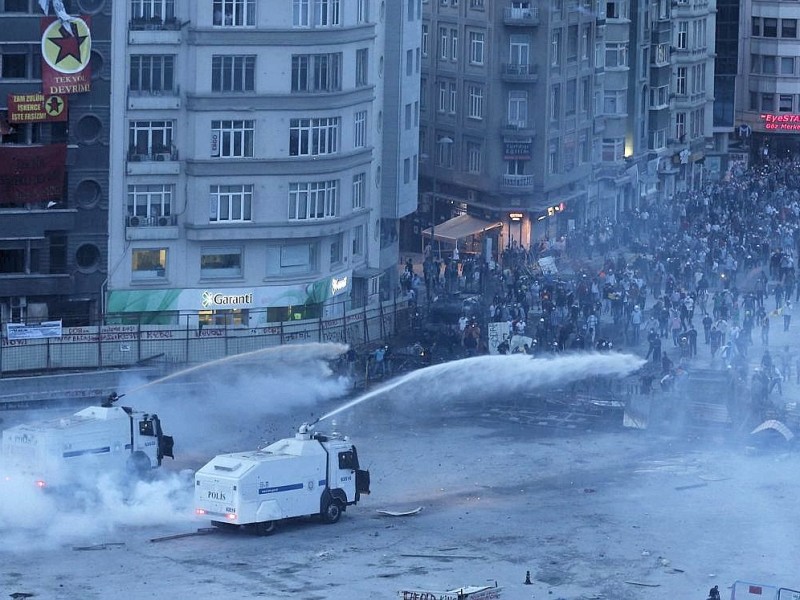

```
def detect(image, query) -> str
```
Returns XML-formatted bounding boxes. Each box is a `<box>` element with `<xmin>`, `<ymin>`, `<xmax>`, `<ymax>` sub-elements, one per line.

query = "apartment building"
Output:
<box><xmin>738</xmin><ymin>0</ymin><xmax>800</xmax><ymax>159</ymax></box>
<box><xmin>108</xmin><ymin>0</ymin><xmax>420</xmax><ymax>325</ymax></box>
<box><xmin>0</xmin><ymin>0</ymin><xmax>111</xmax><ymax>325</ymax></box>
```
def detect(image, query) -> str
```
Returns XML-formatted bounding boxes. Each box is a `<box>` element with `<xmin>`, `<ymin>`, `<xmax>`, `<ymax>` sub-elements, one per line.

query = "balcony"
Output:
<box><xmin>500</xmin><ymin>174</ymin><xmax>535</xmax><ymax>192</ymax></box>
<box><xmin>502</xmin><ymin>120</ymin><xmax>536</xmax><ymax>137</ymax></box>
<box><xmin>126</xmin><ymin>146</ymin><xmax>180</xmax><ymax>176</ymax></box>
<box><xmin>125</xmin><ymin>214</ymin><xmax>180</xmax><ymax>241</ymax></box>
<box><xmin>500</xmin><ymin>63</ymin><xmax>539</xmax><ymax>83</ymax></box>
<box><xmin>503</xmin><ymin>6</ymin><xmax>540</xmax><ymax>26</ymax></box>
<box><xmin>127</xmin><ymin>87</ymin><xmax>181</xmax><ymax>110</ymax></box>
<box><xmin>128</xmin><ymin>17</ymin><xmax>181</xmax><ymax>44</ymax></box>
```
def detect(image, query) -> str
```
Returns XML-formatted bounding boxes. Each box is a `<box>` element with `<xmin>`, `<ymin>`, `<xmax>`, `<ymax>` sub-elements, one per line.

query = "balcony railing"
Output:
<box><xmin>501</xmin><ymin>174</ymin><xmax>535</xmax><ymax>188</ymax></box>
<box><xmin>127</xmin><ymin>146</ymin><xmax>179</xmax><ymax>162</ymax></box>
<box><xmin>501</xmin><ymin>63</ymin><xmax>539</xmax><ymax>81</ymax></box>
<box><xmin>127</xmin><ymin>214</ymin><xmax>177</xmax><ymax>227</ymax></box>
<box><xmin>503</xmin><ymin>6</ymin><xmax>540</xmax><ymax>24</ymax></box>
<box><xmin>129</xmin><ymin>16</ymin><xmax>181</xmax><ymax>31</ymax></box>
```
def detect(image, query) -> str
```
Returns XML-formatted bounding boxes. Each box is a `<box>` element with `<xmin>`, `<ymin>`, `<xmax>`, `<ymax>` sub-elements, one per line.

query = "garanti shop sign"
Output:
<box><xmin>41</xmin><ymin>15</ymin><xmax>92</xmax><ymax>95</ymax></box>
<box><xmin>201</xmin><ymin>291</ymin><xmax>254</xmax><ymax>309</ymax></box>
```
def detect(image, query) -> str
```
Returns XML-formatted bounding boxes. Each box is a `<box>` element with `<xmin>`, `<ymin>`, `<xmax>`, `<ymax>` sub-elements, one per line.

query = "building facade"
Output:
<box><xmin>108</xmin><ymin>0</ymin><xmax>420</xmax><ymax>325</ymax></box>
<box><xmin>737</xmin><ymin>0</ymin><xmax>800</xmax><ymax>159</ymax></box>
<box><xmin>0</xmin><ymin>0</ymin><xmax>111</xmax><ymax>326</ymax></box>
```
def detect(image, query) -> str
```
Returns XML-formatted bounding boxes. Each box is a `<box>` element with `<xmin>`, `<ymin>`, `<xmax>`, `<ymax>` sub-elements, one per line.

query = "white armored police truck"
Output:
<box><xmin>1</xmin><ymin>394</ymin><xmax>174</xmax><ymax>488</ymax></box>
<box><xmin>195</xmin><ymin>423</ymin><xmax>370</xmax><ymax>535</ymax></box>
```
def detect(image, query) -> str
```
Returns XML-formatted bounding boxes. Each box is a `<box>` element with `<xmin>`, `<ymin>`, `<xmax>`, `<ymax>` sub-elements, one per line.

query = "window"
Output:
<box><xmin>408</xmin><ymin>0</ymin><xmax>414</xmax><ymax>19</ymax></box>
<box><xmin>467</xmin><ymin>84</ymin><xmax>483</xmax><ymax>119</ymax></box>
<box><xmin>212</xmin><ymin>55</ymin><xmax>255</xmax><ymax>92</ymax></box>
<box><xmin>291</xmin><ymin>53</ymin><xmax>341</xmax><ymax>93</ymax></box>
<box><xmin>268</xmin><ymin>244</ymin><xmax>317</xmax><ymax>276</ymax></box>
<box><xmin>352</xmin><ymin>225</ymin><xmax>364</xmax><ymax>255</ymax></box>
<box><xmin>288</xmin><ymin>180</ymin><xmax>338</xmax><ymax>220</ymax></box>
<box><xmin>451</xmin><ymin>28</ymin><xmax>459</xmax><ymax>61</ymax></box>
<box><xmin>436</xmin><ymin>134</ymin><xmax>454</xmax><ymax>167</ymax></box>
<box><xmin>315</xmin><ymin>0</ymin><xmax>341</xmax><ymax>26</ymax></box>
<box><xmin>354</xmin><ymin>110</ymin><xmax>367</xmax><ymax>146</ymax></box>
<box><xmin>211</xmin><ymin>120</ymin><xmax>254</xmax><ymax>158</ymax></box>
<box><xmin>201</xmin><ymin>248</ymin><xmax>242</xmax><ymax>278</ymax></box>
<box><xmin>129</xmin><ymin>120</ymin><xmax>173</xmax><ymax>157</ymax></box>
<box><xmin>551</xmin><ymin>30</ymin><xmax>561</xmax><ymax>66</ymax></box>
<box><xmin>449</xmin><ymin>82</ymin><xmax>457</xmax><ymax>114</ymax></box>
<box><xmin>330</xmin><ymin>234</ymin><xmax>343</xmax><ymax>265</ymax></box>
<box><xmin>510</xmin><ymin>35</ymin><xmax>530</xmax><ymax>66</ymax></box>
<box><xmin>213</xmin><ymin>0</ymin><xmax>255</xmax><ymax>26</ymax></box>
<box><xmin>129</xmin><ymin>55</ymin><xmax>175</xmax><ymax>93</ymax></box>
<box><xmin>763</xmin><ymin>18</ymin><xmax>777</xmax><ymax>37</ymax></box>
<box><xmin>655</xmin><ymin>43</ymin><xmax>668</xmax><ymax>65</ymax></box>
<box><xmin>579</xmin><ymin>132</ymin><xmax>590</xmax><ymax>163</ymax></box>
<box><xmin>548</xmin><ymin>143</ymin><xmax>559</xmax><ymax>174</ymax></box>
<box><xmin>650</xmin><ymin>85</ymin><xmax>668</xmax><ymax>108</ymax></box>
<box><xmin>565</xmin><ymin>79</ymin><xmax>576</xmax><ymax>116</ymax></box>
<box><xmin>422</xmin><ymin>24</ymin><xmax>429</xmax><ymax>56</ymax></box>
<box><xmin>508</xmin><ymin>90</ymin><xmax>528</xmax><ymax>126</ymax></box>
<box><xmin>676</xmin><ymin>21</ymin><xmax>688</xmax><ymax>49</ymax></box>
<box><xmin>601</xmin><ymin>137</ymin><xmax>624</xmax><ymax>161</ymax></box>
<box><xmin>782</xmin><ymin>57</ymin><xmax>795</xmax><ymax>75</ymax></box>
<box><xmin>412</xmin><ymin>153</ymin><xmax>418</xmax><ymax>180</ymax></box>
<box><xmin>762</xmin><ymin>93</ymin><xmax>775</xmax><ymax>111</ymax></box>
<box><xmin>128</xmin><ymin>184</ymin><xmax>173</xmax><ymax>219</ymax></box>
<box><xmin>603</xmin><ymin>90</ymin><xmax>626</xmax><ymax>115</ymax></box>
<box><xmin>404</xmin><ymin>103</ymin><xmax>413</xmax><ymax>130</ymax></box>
<box><xmin>580</xmin><ymin>25</ymin><xmax>591</xmax><ymax>60</ymax></box>
<box><xmin>289</xmin><ymin>117</ymin><xmax>339</xmax><ymax>156</ymax></box>
<box><xmin>675</xmin><ymin>66</ymin><xmax>687</xmax><ymax>95</ymax></box>
<box><xmin>567</xmin><ymin>25</ymin><xmax>578</xmax><ymax>63</ymax></box>
<box><xmin>762</xmin><ymin>55</ymin><xmax>776</xmax><ymax>75</ymax></box>
<box><xmin>469</xmin><ymin>31</ymin><xmax>485</xmax><ymax>64</ymax></box>
<box><xmin>293</xmin><ymin>0</ymin><xmax>310</xmax><ymax>26</ymax></box>
<box><xmin>0</xmin><ymin>49</ymin><xmax>29</xmax><ymax>79</ymax></box>
<box><xmin>675</xmin><ymin>112</ymin><xmax>686</xmax><ymax>140</ymax></box>
<box><xmin>440</xmin><ymin>27</ymin><xmax>449</xmax><ymax>60</ymax></box>
<box><xmin>209</xmin><ymin>184</ymin><xmax>253</xmax><ymax>222</ymax></box>
<box><xmin>778</xmin><ymin>95</ymin><xmax>793</xmax><ymax>113</ymax></box>
<box><xmin>438</xmin><ymin>80</ymin><xmax>448</xmax><ymax>112</ymax></box>
<box><xmin>357</xmin><ymin>0</ymin><xmax>369</xmax><ymax>22</ymax></box>
<box><xmin>783</xmin><ymin>19</ymin><xmax>797</xmax><ymax>38</ymax></box>
<box><xmin>352</xmin><ymin>173</ymin><xmax>366</xmax><ymax>209</ymax></box>
<box><xmin>420</xmin><ymin>78</ymin><xmax>427</xmax><ymax>109</ymax></box>
<box><xmin>355</xmin><ymin>48</ymin><xmax>368</xmax><ymax>87</ymax></box>
<box><xmin>606</xmin><ymin>0</ymin><xmax>626</xmax><ymax>18</ymax></box>
<box><xmin>132</xmin><ymin>0</ymin><xmax>175</xmax><ymax>20</ymax></box>
<box><xmin>649</xmin><ymin>129</ymin><xmax>666</xmax><ymax>150</ymax></box>
<box><xmin>605</xmin><ymin>43</ymin><xmax>627</xmax><ymax>68</ymax></box>
<box><xmin>414</xmin><ymin>100</ymin><xmax>419</xmax><ymax>127</ymax></box>
<box><xmin>580</xmin><ymin>78</ymin><xmax>591</xmax><ymax>113</ymax></box>
<box><xmin>416</xmin><ymin>47</ymin><xmax>421</xmax><ymax>73</ymax></box>
<box><xmin>550</xmin><ymin>84</ymin><xmax>561</xmax><ymax>120</ymax></box>
<box><xmin>132</xmin><ymin>249</ymin><xmax>167</xmax><ymax>280</ymax></box>
<box><xmin>404</xmin><ymin>157</ymin><xmax>411</xmax><ymax>183</ymax></box>
<box><xmin>466</xmin><ymin>141</ymin><xmax>482</xmax><ymax>174</ymax></box>
<box><xmin>752</xmin><ymin>17</ymin><xmax>761</xmax><ymax>37</ymax></box>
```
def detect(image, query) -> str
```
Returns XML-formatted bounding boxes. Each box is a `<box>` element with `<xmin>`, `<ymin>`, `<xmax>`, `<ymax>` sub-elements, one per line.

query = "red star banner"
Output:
<box><xmin>40</xmin><ymin>15</ymin><xmax>92</xmax><ymax>95</ymax></box>
<box><xmin>8</xmin><ymin>93</ymin><xmax>68</xmax><ymax>123</ymax></box>
<box><xmin>0</xmin><ymin>144</ymin><xmax>67</xmax><ymax>205</ymax></box>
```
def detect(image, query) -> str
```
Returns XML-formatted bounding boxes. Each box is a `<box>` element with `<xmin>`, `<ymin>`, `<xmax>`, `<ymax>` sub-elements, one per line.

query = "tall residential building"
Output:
<box><xmin>416</xmin><ymin>0</ymin><xmax>602</xmax><ymax>253</ymax></box>
<box><xmin>108</xmin><ymin>0</ymin><xmax>420</xmax><ymax>325</ymax></box>
<box><xmin>737</xmin><ymin>0</ymin><xmax>800</xmax><ymax>159</ymax></box>
<box><xmin>0</xmin><ymin>0</ymin><xmax>110</xmax><ymax>325</ymax></box>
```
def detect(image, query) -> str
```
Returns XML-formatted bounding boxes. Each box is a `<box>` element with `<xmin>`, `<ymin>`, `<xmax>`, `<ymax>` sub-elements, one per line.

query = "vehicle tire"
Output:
<box><xmin>127</xmin><ymin>451</ymin><xmax>151</xmax><ymax>476</ymax></box>
<box><xmin>255</xmin><ymin>520</ymin><xmax>276</xmax><ymax>536</ymax></box>
<box><xmin>322</xmin><ymin>500</ymin><xmax>342</xmax><ymax>524</ymax></box>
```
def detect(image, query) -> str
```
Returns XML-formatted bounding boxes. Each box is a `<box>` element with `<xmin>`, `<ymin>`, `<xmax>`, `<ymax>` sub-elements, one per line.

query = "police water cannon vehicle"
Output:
<box><xmin>1</xmin><ymin>393</ymin><xmax>174</xmax><ymax>488</ymax></box>
<box><xmin>194</xmin><ymin>422</ymin><xmax>370</xmax><ymax>535</ymax></box>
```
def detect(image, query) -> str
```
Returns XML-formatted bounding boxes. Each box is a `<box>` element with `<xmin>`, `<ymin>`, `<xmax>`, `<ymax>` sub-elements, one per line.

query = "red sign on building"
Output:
<box><xmin>759</xmin><ymin>113</ymin><xmax>800</xmax><ymax>131</ymax></box>
<box><xmin>0</xmin><ymin>144</ymin><xmax>67</xmax><ymax>205</ymax></box>
<box><xmin>7</xmin><ymin>93</ymin><xmax>68</xmax><ymax>123</ymax></box>
<box><xmin>41</xmin><ymin>16</ymin><xmax>92</xmax><ymax>95</ymax></box>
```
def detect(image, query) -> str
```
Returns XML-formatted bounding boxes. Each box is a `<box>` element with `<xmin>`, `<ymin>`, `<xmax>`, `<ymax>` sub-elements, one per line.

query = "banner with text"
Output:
<box><xmin>6</xmin><ymin>320</ymin><xmax>63</xmax><ymax>340</ymax></box>
<box><xmin>41</xmin><ymin>15</ymin><xmax>92</xmax><ymax>95</ymax></box>
<box><xmin>0</xmin><ymin>143</ymin><xmax>67</xmax><ymax>205</ymax></box>
<box><xmin>8</xmin><ymin>92</ymin><xmax>68</xmax><ymax>123</ymax></box>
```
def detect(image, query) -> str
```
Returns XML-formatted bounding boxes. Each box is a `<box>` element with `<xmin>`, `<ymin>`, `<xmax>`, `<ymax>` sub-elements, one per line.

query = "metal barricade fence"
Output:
<box><xmin>0</xmin><ymin>298</ymin><xmax>410</xmax><ymax>376</ymax></box>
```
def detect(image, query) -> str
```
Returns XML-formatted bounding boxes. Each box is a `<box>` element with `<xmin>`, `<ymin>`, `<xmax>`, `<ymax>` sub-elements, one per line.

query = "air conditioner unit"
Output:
<box><xmin>129</xmin><ymin>216</ymin><xmax>141</xmax><ymax>227</ymax></box>
<box><xmin>158</xmin><ymin>216</ymin><xmax>170</xmax><ymax>226</ymax></box>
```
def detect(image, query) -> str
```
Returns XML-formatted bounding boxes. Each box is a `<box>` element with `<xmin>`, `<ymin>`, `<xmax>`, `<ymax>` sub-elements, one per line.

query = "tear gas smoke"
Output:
<box><xmin>319</xmin><ymin>352</ymin><xmax>646</xmax><ymax>422</ymax></box>
<box><xmin>0</xmin><ymin>343</ymin><xmax>350</xmax><ymax>549</ymax></box>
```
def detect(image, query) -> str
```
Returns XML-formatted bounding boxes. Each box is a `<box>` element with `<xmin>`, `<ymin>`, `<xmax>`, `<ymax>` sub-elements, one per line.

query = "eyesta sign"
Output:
<box><xmin>759</xmin><ymin>113</ymin><xmax>800</xmax><ymax>131</ymax></box>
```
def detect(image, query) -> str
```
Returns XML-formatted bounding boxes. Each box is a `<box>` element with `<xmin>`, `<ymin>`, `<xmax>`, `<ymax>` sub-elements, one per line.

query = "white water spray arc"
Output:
<box><xmin>316</xmin><ymin>352</ymin><xmax>646</xmax><ymax>424</ymax></box>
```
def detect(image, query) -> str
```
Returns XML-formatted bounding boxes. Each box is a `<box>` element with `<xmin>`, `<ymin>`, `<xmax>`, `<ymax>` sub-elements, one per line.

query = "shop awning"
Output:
<box><xmin>421</xmin><ymin>214</ymin><xmax>502</xmax><ymax>243</ymax></box>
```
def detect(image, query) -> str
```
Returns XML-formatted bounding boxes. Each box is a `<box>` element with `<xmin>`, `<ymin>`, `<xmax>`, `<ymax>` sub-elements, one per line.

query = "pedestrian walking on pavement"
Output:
<box><xmin>784</xmin><ymin>301</ymin><xmax>792</xmax><ymax>331</ymax></box>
